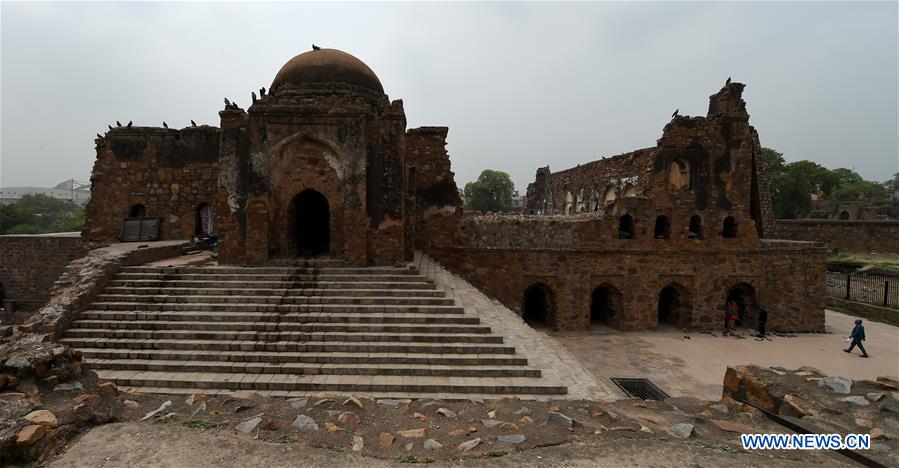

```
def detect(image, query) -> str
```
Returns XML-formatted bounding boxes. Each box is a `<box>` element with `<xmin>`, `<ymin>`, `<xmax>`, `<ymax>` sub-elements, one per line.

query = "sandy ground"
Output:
<box><xmin>554</xmin><ymin>310</ymin><xmax>899</xmax><ymax>400</ymax></box>
<box><xmin>49</xmin><ymin>422</ymin><xmax>849</xmax><ymax>468</ymax></box>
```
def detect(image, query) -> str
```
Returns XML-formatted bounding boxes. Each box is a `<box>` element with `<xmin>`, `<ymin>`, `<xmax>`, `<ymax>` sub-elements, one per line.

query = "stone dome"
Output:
<box><xmin>271</xmin><ymin>48</ymin><xmax>384</xmax><ymax>95</ymax></box>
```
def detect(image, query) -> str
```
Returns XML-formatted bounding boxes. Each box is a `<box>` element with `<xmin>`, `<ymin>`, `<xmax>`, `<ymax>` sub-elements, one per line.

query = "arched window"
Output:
<box><xmin>669</xmin><ymin>158</ymin><xmax>691</xmax><ymax>190</ymax></box>
<box><xmin>618</xmin><ymin>214</ymin><xmax>635</xmax><ymax>239</ymax></box>
<box><xmin>129</xmin><ymin>204</ymin><xmax>146</xmax><ymax>218</ymax></box>
<box><xmin>622</xmin><ymin>184</ymin><xmax>637</xmax><ymax>198</ymax></box>
<box><xmin>523</xmin><ymin>283</ymin><xmax>555</xmax><ymax>328</ymax></box>
<box><xmin>688</xmin><ymin>215</ymin><xmax>703</xmax><ymax>240</ymax></box>
<box><xmin>590</xmin><ymin>190</ymin><xmax>599</xmax><ymax>212</ymax></box>
<box><xmin>722</xmin><ymin>216</ymin><xmax>737</xmax><ymax>238</ymax></box>
<box><xmin>654</xmin><ymin>215</ymin><xmax>671</xmax><ymax>239</ymax></box>
<box><xmin>565</xmin><ymin>192</ymin><xmax>574</xmax><ymax>215</ymax></box>
<box><xmin>838</xmin><ymin>210</ymin><xmax>850</xmax><ymax>220</ymax></box>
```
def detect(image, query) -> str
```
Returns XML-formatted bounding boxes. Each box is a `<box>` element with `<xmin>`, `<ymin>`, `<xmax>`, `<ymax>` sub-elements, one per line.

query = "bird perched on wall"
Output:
<box><xmin>260</xmin><ymin>87</ymin><xmax>266</xmax><ymax>97</ymax></box>
<box><xmin>116</xmin><ymin>121</ymin><xmax>122</xmax><ymax>127</ymax></box>
<box><xmin>127</xmin><ymin>121</ymin><xmax>132</xmax><ymax>128</ymax></box>
<box><xmin>96</xmin><ymin>133</ymin><xmax>103</xmax><ymax>139</ymax></box>
<box><xmin>191</xmin><ymin>120</ymin><xmax>197</xmax><ymax>127</ymax></box>
<box><xmin>108</xmin><ymin>124</ymin><xmax>113</xmax><ymax>131</ymax></box>
<box><xmin>251</xmin><ymin>91</ymin><xmax>257</xmax><ymax>103</ymax></box>
<box><xmin>224</xmin><ymin>98</ymin><xmax>231</xmax><ymax>108</ymax></box>
<box><xmin>671</xmin><ymin>109</ymin><xmax>679</xmax><ymax>118</ymax></box>
<box><xmin>312</xmin><ymin>44</ymin><xmax>321</xmax><ymax>50</ymax></box>
<box><xmin>726</xmin><ymin>77</ymin><xmax>732</xmax><ymax>85</ymax></box>
<box><xmin>163</xmin><ymin>122</ymin><xmax>168</xmax><ymax>128</ymax></box>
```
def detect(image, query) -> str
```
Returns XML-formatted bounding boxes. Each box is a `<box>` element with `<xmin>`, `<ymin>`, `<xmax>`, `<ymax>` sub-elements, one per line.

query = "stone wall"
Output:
<box><xmin>774</xmin><ymin>220</ymin><xmax>899</xmax><ymax>254</ymax></box>
<box><xmin>405</xmin><ymin>127</ymin><xmax>463</xmax><ymax>253</ymax></box>
<box><xmin>0</xmin><ymin>234</ymin><xmax>86</xmax><ymax>319</ymax></box>
<box><xmin>83</xmin><ymin>126</ymin><xmax>221</xmax><ymax>243</ymax></box>
<box><xmin>427</xmin><ymin>239</ymin><xmax>825</xmax><ymax>332</ymax></box>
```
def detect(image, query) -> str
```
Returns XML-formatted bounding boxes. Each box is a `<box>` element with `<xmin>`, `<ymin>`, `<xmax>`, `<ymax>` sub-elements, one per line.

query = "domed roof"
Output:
<box><xmin>271</xmin><ymin>48</ymin><xmax>384</xmax><ymax>95</ymax></box>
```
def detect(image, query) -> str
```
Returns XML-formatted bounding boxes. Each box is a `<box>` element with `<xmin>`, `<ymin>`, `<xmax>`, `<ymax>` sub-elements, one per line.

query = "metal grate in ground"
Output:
<box><xmin>611</xmin><ymin>377</ymin><xmax>670</xmax><ymax>400</ymax></box>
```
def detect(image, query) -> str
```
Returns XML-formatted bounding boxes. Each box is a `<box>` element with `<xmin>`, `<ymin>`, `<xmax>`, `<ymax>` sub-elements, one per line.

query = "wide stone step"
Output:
<box><xmin>116</xmin><ymin>386</ymin><xmax>562</xmax><ymax>401</ymax></box>
<box><xmin>78</xmin><ymin>310</ymin><xmax>481</xmax><ymax>325</ymax></box>
<box><xmin>65</xmin><ymin>328</ymin><xmax>503</xmax><ymax>344</ymax></box>
<box><xmin>115</xmin><ymin>273</ymin><xmax>430</xmax><ymax>282</ymax></box>
<box><xmin>103</xmin><ymin>287</ymin><xmax>447</xmax><ymax>298</ymax></box>
<box><xmin>122</xmin><ymin>266</ymin><xmax>418</xmax><ymax>275</ymax></box>
<box><xmin>76</xmin><ymin>348</ymin><xmax>529</xmax><ymax>366</ymax></box>
<box><xmin>89</xmin><ymin>359</ymin><xmax>541</xmax><ymax>377</ymax></box>
<box><xmin>95</xmin><ymin>370</ymin><xmax>567</xmax><ymax>395</ymax></box>
<box><xmin>89</xmin><ymin>303</ymin><xmax>466</xmax><ymax>314</ymax></box>
<box><xmin>95</xmin><ymin>294</ymin><xmax>455</xmax><ymax>306</ymax></box>
<box><xmin>59</xmin><ymin>337</ymin><xmax>516</xmax><ymax>354</ymax></box>
<box><xmin>72</xmin><ymin>319</ymin><xmax>491</xmax><ymax>334</ymax></box>
<box><xmin>107</xmin><ymin>280</ymin><xmax>438</xmax><ymax>290</ymax></box>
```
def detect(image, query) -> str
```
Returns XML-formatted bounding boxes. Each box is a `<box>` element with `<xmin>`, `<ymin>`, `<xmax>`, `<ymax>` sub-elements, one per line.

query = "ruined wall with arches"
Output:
<box><xmin>83</xmin><ymin>126</ymin><xmax>221</xmax><ymax>244</ymax></box>
<box><xmin>427</xmin><ymin>240</ymin><xmax>825</xmax><ymax>332</ymax></box>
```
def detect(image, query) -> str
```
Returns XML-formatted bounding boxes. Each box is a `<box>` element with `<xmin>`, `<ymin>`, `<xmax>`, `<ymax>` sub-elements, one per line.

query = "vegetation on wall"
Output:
<box><xmin>761</xmin><ymin>147</ymin><xmax>894</xmax><ymax>219</ymax></box>
<box><xmin>0</xmin><ymin>194</ymin><xmax>85</xmax><ymax>235</ymax></box>
<box><xmin>463</xmin><ymin>170</ymin><xmax>515</xmax><ymax>213</ymax></box>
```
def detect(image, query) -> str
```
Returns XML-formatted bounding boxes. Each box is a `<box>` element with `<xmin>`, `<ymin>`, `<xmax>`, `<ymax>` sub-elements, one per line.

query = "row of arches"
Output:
<box><xmin>563</xmin><ymin>185</ymin><xmax>638</xmax><ymax>215</ymax></box>
<box><xmin>617</xmin><ymin>214</ymin><xmax>738</xmax><ymax>240</ymax></box>
<box><xmin>522</xmin><ymin>282</ymin><xmax>759</xmax><ymax>330</ymax></box>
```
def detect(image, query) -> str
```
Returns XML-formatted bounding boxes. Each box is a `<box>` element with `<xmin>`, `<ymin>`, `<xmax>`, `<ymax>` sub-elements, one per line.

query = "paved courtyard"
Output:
<box><xmin>551</xmin><ymin>310</ymin><xmax>899</xmax><ymax>400</ymax></box>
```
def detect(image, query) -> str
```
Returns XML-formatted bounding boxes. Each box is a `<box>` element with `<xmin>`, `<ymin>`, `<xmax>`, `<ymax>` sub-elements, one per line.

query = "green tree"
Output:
<box><xmin>0</xmin><ymin>204</ymin><xmax>36</xmax><ymax>234</ymax></box>
<box><xmin>4</xmin><ymin>224</ymin><xmax>42</xmax><ymax>235</ymax></box>
<box><xmin>463</xmin><ymin>170</ymin><xmax>515</xmax><ymax>212</ymax></box>
<box><xmin>51</xmin><ymin>209</ymin><xmax>86</xmax><ymax>232</ymax></box>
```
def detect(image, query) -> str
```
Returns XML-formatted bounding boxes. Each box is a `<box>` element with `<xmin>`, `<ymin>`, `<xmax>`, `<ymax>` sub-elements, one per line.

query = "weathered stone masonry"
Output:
<box><xmin>0</xmin><ymin>234</ymin><xmax>86</xmax><ymax>319</ymax></box>
<box><xmin>774</xmin><ymin>219</ymin><xmax>899</xmax><ymax>255</ymax></box>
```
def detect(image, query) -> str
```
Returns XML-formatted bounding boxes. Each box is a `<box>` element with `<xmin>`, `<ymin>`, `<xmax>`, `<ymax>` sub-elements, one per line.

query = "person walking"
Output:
<box><xmin>757</xmin><ymin>306</ymin><xmax>768</xmax><ymax>337</ymax></box>
<box><xmin>724</xmin><ymin>300</ymin><xmax>738</xmax><ymax>335</ymax></box>
<box><xmin>844</xmin><ymin>319</ymin><xmax>869</xmax><ymax>358</ymax></box>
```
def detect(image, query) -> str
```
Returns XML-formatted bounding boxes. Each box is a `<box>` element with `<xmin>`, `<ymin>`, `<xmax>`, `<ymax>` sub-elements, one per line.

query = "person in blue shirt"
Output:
<box><xmin>843</xmin><ymin>319</ymin><xmax>869</xmax><ymax>358</ymax></box>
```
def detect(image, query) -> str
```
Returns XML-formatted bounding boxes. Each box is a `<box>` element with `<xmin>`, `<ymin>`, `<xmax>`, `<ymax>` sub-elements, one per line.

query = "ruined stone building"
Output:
<box><xmin>81</xmin><ymin>48</ymin><xmax>825</xmax><ymax>336</ymax></box>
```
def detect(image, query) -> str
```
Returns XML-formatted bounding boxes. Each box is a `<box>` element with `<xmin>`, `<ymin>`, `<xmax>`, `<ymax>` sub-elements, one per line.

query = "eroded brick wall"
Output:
<box><xmin>428</xmin><ymin>239</ymin><xmax>825</xmax><ymax>332</ymax></box>
<box><xmin>83</xmin><ymin>127</ymin><xmax>221</xmax><ymax>243</ymax></box>
<box><xmin>0</xmin><ymin>235</ymin><xmax>86</xmax><ymax>316</ymax></box>
<box><xmin>406</xmin><ymin>127</ymin><xmax>463</xmax><ymax>253</ymax></box>
<box><xmin>774</xmin><ymin>220</ymin><xmax>899</xmax><ymax>254</ymax></box>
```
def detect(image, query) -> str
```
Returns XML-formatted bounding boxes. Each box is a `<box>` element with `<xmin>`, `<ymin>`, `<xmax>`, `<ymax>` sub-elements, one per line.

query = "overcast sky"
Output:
<box><xmin>1</xmin><ymin>1</ymin><xmax>897</xmax><ymax>191</ymax></box>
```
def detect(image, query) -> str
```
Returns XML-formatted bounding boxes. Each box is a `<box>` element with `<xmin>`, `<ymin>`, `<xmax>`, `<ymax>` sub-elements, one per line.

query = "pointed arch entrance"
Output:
<box><xmin>288</xmin><ymin>189</ymin><xmax>330</xmax><ymax>256</ymax></box>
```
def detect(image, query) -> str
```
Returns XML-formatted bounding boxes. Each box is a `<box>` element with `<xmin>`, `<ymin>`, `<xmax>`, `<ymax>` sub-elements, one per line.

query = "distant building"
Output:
<box><xmin>0</xmin><ymin>179</ymin><xmax>91</xmax><ymax>207</ymax></box>
<box><xmin>511</xmin><ymin>190</ymin><xmax>523</xmax><ymax>212</ymax></box>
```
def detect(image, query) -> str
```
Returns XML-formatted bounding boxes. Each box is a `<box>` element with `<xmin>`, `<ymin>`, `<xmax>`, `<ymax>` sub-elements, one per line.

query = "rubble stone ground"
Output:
<box><xmin>552</xmin><ymin>310</ymin><xmax>899</xmax><ymax>401</ymax></box>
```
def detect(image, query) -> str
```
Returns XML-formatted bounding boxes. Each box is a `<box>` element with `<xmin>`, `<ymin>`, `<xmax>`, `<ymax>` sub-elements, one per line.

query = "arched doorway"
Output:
<box><xmin>658</xmin><ymin>284</ymin><xmax>691</xmax><ymax>328</ymax></box>
<box><xmin>722</xmin><ymin>216</ymin><xmax>737</xmax><ymax>238</ymax></box>
<box><xmin>591</xmin><ymin>285</ymin><xmax>621</xmax><ymax>329</ymax></box>
<box><xmin>838</xmin><ymin>210</ymin><xmax>850</xmax><ymax>220</ymax></box>
<box><xmin>725</xmin><ymin>283</ymin><xmax>759</xmax><ymax>328</ymax></box>
<box><xmin>195</xmin><ymin>203</ymin><xmax>214</xmax><ymax>236</ymax></box>
<box><xmin>688</xmin><ymin>215</ymin><xmax>703</xmax><ymax>239</ymax></box>
<box><xmin>619</xmin><ymin>214</ymin><xmax>635</xmax><ymax>239</ymax></box>
<box><xmin>288</xmin><ymin>189</ymin><xmax>330</xmax><ymax>256</ymax></box>
<box><xmin>654</xmin><ymin>215</ymin><xmax>671</xmax><ymax>239</ymax></box>
<box><xmin>522</xmin><ymin>283</ymin><xmax>554</xmax><ymax>328</ymax></box>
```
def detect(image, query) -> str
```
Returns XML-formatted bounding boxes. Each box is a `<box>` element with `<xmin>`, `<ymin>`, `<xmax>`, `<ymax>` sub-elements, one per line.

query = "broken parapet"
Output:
<box><xmin>8</xmin><ymin>241</ymin><xmax>189</xmax><ymax>343</ymax></box>
<box><xmin>707</xmin><ymin>82</ymin><xmax>749</xmax><ymax>120</ymax></box>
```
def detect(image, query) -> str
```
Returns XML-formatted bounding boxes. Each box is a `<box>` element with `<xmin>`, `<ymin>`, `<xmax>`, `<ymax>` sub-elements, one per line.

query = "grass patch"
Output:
<box><xmin>487</xmin><ymin>449</ymin><xmax>508</xmax><ymax>457</ymax></box>
<box><xmin>395</xmin><ymin>455</ymin><xmax>434</xmax><ymax>463</ymax></box>
<box><xmin>828</xmin><ymin>305</ymin><xmax>899</xmax><ymax>327</ymax></box>
<box><xmin>828</xmin><ymin>251</ymin><xmax>899</xmax><ymax>273</ymax></box>
<box><xmin>182</xmin><ymin>419</ymin><xmax>217</xmax><ymax>431</ymax></box>
<box><xmin>687</xmin><ymin>440</ymin><xmax>737</xmax><ymax>453</ymax></box>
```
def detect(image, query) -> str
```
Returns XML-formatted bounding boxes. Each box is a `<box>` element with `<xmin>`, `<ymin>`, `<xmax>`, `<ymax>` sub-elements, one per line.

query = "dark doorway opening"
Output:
<box><xmin>289</xmin><ymin>189</ymin><xmax>330</xmax><ymax>256</ymax></box>
<box><xmin>838</xmin><ymin>210</ymin><xmax>850</xmax><ymax>220</ymax></box>
<box><xmin>726</xmin><ymin>283</ymin><xmax>758</xmax><ymax>327</ymax></box>
<box><xmin>722</xmin><ymin>216</ymin><xmax>737</xmax><ymax>238</ymax></box>
<box><xmin>658</xmin><ymin>284</ymin><xmax>690</xmax><ymax>327</ymax></box>
<box><xmin>129</xmin><ymin>204</ymin><xmax>146</xmax><ymax>218</ymax></box>
<box><xmin>591</xmin><ymin>285</ymin><xmax>621</xmax><ymax>328</ymax></box>
<box><xmin>688</xmin><ymin>215</ymin><xmax>703</xmax><ymax>240</ymax></box>
<box><xmin>522</xmin><ymin>283</ymin><xmax>554</xmax><ymax>328</ymax></box>
<box><xmin>619</xmin><ymin>214</ymin><xmax>635</xmax><ymax>239</ymax></box>
<box><xmin>654</xmin><ymin>216</ymin><xmax>671</xmax><ymax>239</ymax></box>
<box><xmin>195</xmin><ymin>203</ymin><xmax>213</xmax><ymax>236</ymax></box>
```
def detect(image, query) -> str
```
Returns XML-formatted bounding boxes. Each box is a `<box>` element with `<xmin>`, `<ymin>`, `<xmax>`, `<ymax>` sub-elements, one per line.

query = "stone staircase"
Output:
<box><xmin>59</xmin><ymin>259</ymin><xmax>567</xmax><ymax>398</ymax></box>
